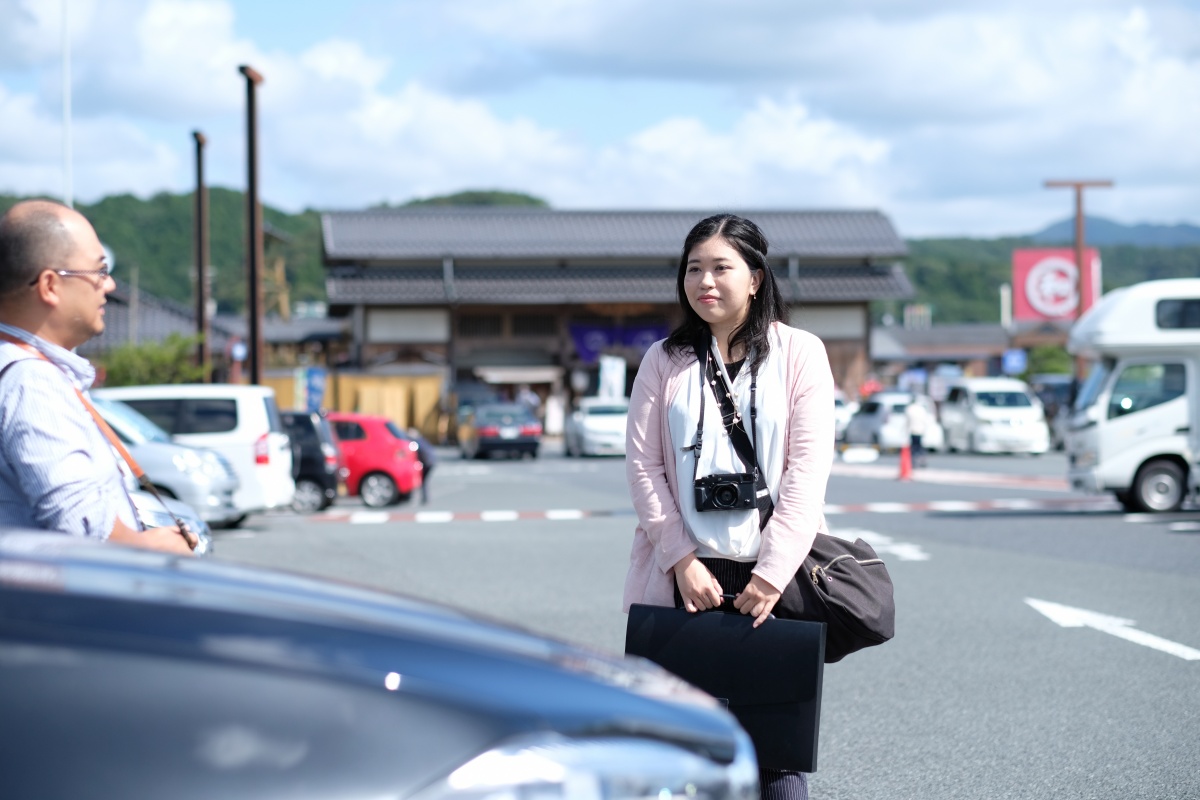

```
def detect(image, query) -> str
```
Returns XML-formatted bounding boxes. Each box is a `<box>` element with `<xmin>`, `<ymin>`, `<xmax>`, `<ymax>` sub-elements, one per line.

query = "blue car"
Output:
<box><xmin>0</xmin><ymin>530</ymin><xmax>757</xmax><ymax>799</ymax></box>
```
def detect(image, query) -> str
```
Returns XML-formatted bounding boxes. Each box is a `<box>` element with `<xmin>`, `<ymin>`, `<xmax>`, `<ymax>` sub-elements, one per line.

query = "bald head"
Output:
<box><xmin>0</xmin><ymin>200</ymin><xmax>78</xmax><ymax>300</ymax></box>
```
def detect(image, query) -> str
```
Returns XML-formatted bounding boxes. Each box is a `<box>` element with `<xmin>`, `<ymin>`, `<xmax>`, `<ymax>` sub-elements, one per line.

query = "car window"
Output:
<box><xmin>283</xmin><ymin>415</ymin><xmax>319</xmax><ymax>445</ymax></box>
<box><xmin>477</xmin><ymin>405</ymin><xmax>535</xmax><ymax>425</ymax></box>
<box><xmin>583</xmin><ymin>405</ymin><xmax>628</xmax><ymax>416</ymax></box>
<box><xmin>92</xmin><ymin>397</ymin><xmax>172</xmax><ymax>445</ymax></box>
<box><xmin>946</xmin><ymin>388</ymin><xmax>964</xmax><ymax>404</ymax></box>
<box><xmin>974</xmin><ymin>391</ymin><xmax>1033</xmax><ymax>408</ymax></box>
<box><xmin>121</xmin><ymin>399</ymin><xmax>182</xmax><ymax>434</ymax></box>
<box><xmin>333</xmin><ymin>421</ymin><xmax>365</xmax><ymax>441</ymax></box>
<box><xmin>859</xmin><ymin>401</ymin><xmax>881</xmax><ymax>415</ymax></box>
<box><xmin>181</xmin><ymin>399</ymin><xmax>238</xmax><ymax>434</ymax></box>
<box><xmin>1108</xmin><ymin>363</ymin><xmax>1187</xmax><ymax>419</ymax></box>
<box><xmin>385</xmin><ymin>421</ymin><xmax>411</xmax><ymax>441</ymax></box>
<box><xmin>264</xmin><ymin>398</ymin><xmax>284</xmax><ymax>434</ymax></box>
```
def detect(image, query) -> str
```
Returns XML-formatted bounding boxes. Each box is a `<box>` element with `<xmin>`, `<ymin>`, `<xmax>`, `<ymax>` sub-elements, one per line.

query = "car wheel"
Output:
<box><xmin>216</xmin><ymin>514</ymin><xmax>248</xmax><ymax>530</ymax></box>
<box><xmin>1131</xmin><ymin>460</ymin><xmax>1186</xmax><ymax>513</ymax></box>
<box><xmin>291</xmin><ymin>479</ymin><xmax>325</xmax><ymax>514</ymax></box>
<box><xmin>360</xmin><ymin>472</ymin><xmax>400</xmax><ymax>507</ymax></box>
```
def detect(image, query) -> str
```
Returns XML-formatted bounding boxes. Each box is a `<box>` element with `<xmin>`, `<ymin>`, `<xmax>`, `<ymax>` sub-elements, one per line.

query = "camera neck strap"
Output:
<box><xmin>686</xmin><ymin>348</ymin><xmax>775</xmax><ymax>529</ymax></box>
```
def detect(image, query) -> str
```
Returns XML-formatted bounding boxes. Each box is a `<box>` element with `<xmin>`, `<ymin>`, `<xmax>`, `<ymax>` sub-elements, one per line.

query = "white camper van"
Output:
<box><xmin>1065</xmin><ymin>278</ymin><xmax>1200</xmax><ymax>512</ymax></box>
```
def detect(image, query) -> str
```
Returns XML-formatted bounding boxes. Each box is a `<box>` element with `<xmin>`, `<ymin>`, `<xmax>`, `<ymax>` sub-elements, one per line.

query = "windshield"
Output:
<box><xmin>1074</xmin><ymin>359</ymin><xmax>1114</xmax><ymax>412</ymax></box>
<box><xmin>974</xmin><ymin>391</ymin><xmax>1033</xmax><ymax>408</ymax></box>
<box><xmin>385</xmin><ymin>421</ymin><xmax>411</xmax><ymax>441</ymax></box>
<box><xmin>91</xmin><ymin>397</ymin><xmax>171</xmax><ymax>445</ymax></box>
<box><xmin>583</xmin><ymin>405</ymin><xmax>628</xmax><ymax>416</ymax></box>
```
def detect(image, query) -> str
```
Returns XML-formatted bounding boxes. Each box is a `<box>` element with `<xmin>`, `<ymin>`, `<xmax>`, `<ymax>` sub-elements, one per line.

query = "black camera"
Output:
<box><xmin>694</xmin><ymin>472</ymin><xmax>757</xmax><ymax>512</ymax></box>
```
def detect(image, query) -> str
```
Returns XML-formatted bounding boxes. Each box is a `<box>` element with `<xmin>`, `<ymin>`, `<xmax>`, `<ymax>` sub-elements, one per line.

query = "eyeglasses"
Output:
<box><xmin>28</xmin><ymin>266</ymin><xmax>114</xmax><ymax>286</ymax></box>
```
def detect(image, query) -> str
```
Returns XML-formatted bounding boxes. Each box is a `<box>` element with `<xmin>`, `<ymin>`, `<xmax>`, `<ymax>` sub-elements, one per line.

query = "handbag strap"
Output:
<box><xmin>0</xmin><ymin>334</ymin><xmax>195</xmax><ymax>546</ymax></box>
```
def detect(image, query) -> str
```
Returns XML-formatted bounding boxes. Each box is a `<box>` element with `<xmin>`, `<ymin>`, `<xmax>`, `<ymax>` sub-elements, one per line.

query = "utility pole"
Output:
<box><xmin>239</xmin><ymin>65</ymin><xmax>265</xmax><ymax>385</ymax></box>
<box><xmin>1043</xmin><ymin>179</ymin><xmax>1114</xmax><ymax>319</ymax></box>
<box><xmin>193</xmin><ymin>131</ymin><xmax>211</xmax><ymax>381</ymax></box>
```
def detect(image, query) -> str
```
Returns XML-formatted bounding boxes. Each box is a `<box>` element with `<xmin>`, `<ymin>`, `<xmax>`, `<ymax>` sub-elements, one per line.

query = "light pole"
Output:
<box><xmin>193</xmin><ymin>131</ymin><xmax>210</xmax><ymax>381</ymax></box>
<box><xmin>239</xmin><ymin>65</ymin><xmax>265</xmax><ymax>386</ymax></box>
<box><xmin>1043</xmin><ymin>179</ymin><xmax>1114</xmax><ymax>319</ymax></box>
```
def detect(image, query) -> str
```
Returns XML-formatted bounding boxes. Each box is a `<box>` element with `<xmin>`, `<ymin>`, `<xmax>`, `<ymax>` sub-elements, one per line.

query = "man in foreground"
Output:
<box><xmin>0</xmin><ymin>199</ymin><xmax>193</xmax><ymax>554</ymax></box>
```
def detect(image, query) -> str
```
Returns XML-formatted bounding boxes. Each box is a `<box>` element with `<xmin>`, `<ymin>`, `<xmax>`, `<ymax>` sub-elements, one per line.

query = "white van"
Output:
<box><xmin>93</xmin><ymin>384</ymin><xmax>295</xmax><ymax>524</ymax></box>
<box><xmin>1066</xmin><ymin>278</ymin><xmax>1200</xmax><ymax>512</ymax></box>
<box><xmin>939</xmin><ymin>377</ymin><xmax>1050</xmax><ymax>455</ymax></box>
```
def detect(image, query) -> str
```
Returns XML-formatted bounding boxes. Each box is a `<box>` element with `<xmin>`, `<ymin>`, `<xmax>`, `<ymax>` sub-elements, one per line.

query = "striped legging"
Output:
<box><xmin>674</xmin><ymin>557</ymin><xmax>810</xmax><ymax>800</ymax></box>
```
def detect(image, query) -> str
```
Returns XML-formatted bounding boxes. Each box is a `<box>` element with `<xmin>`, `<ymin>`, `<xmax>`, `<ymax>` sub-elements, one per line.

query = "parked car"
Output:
<box><xmin>127</xmin><ymin>488</ymin><xmax>213</xmax><ymax>556</ymax></box>
<box><xmin>280</xmin><ymin>410</ymin><xmax>344</xmax><ymax>514</ymax></box>
<box><xmin>833</xmin><ymin>388</ymin><xmax>858</xmax><ymax>442</ymax></box>
<box><xmin>564</xmin><ymin>397</ymin><xmax>629</xmax><ymax>457</ymax></box>
<box><xmin>90</xmin><ymin>396</ymin><xmax>241</xmax><ymax>527</ymax></box>
<box><xmin>459</xmin><ymin>403</ymin><xmax>543</xmax><ymax>459</ymax></box>
<box><xmin>93</xmin><ymin>385</ymin><xmax>295</xmax><ymax>526</ymax></box>
<box><xmin>843</xmin><ymin>391</ymin><xmax>945</xmax><ymax>452</ymax></box>
<box><xmin>327</xmin><ymin>411</ymin><xmax>422</xmax><ymax>507</ymax></box>
<box><xmin>0</xmin><ymin>528</ymin><xmax>758</xmax><ymax>799</ymax></box>
<box><xmin>1029</xmin><ymin>373</ymin><xmax>1075</xmax><ymax>451</ymax></box>
<box><xmin>939</xmin><ymin>377</ymin><xmax>1050</xmax><ymax>454</ymax></box>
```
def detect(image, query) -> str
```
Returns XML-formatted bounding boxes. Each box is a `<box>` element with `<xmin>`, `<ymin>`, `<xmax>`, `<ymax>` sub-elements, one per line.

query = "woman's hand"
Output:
<box><xmin>674</xmin><ymin>554</ymin><xmax>723</xmax><ymax>612</ymax></box>
<box><xmin>734</xmin><ymin>574</ymin><xmax>781</xmax><ymax>627</ymax></box>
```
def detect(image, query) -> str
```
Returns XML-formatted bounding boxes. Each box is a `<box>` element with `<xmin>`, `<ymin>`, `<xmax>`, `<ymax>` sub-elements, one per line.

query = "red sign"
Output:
<box><xmin>1012</xmin><ymin>248</ymin><xmax>1101</xmax><ymax>321</ymax></box>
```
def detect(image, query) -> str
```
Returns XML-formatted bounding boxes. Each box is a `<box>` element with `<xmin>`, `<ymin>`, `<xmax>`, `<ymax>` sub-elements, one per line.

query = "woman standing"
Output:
<box><xmin>624</xmin><ymin>214</ymin><xmax>835</xmax><ymax>800</ymax></box>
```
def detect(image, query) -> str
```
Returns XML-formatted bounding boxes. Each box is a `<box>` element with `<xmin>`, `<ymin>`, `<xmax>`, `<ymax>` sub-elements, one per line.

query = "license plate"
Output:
<box><xmin>499</xmin><ymin>426</ymin><xmax>519</xmax><ymax>439</ymax></box>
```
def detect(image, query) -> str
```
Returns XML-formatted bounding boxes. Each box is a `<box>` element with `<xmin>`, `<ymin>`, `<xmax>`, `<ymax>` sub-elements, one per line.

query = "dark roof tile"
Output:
<box><xmin>322</xmin><ymin>208</ymin><xmax>907</xmax><ymax>261</ymax></box>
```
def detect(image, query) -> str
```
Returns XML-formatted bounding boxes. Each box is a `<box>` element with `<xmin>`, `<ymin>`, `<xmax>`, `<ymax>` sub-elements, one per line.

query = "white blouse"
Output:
<box><xmin>668</xmin><ymin>329</ymin><xmax>788</xmax><ymax>561</ymax></box>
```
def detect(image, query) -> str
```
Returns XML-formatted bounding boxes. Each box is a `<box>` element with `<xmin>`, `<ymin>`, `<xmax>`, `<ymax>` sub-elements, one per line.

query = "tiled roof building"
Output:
<box><xmin>321</xmin><ymin>208</ymin><xmax>914</xmax><ymax>398</ymax></box>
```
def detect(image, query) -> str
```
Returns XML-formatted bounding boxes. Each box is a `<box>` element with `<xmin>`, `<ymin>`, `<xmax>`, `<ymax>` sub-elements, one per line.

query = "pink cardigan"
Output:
<box><xmin>623</xmin><ymin>322</ymin><xmax>835</xmax><ymax>611</ymax></box>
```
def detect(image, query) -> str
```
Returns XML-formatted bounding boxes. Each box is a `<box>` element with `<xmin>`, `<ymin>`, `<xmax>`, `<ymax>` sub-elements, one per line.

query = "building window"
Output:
<box><xmin>459</xmin><ymin>313</ymin><xmax>503</xmax><ymax>338</ymax></box>
<box><xmin>512</xmin><ymin>313</ymin><xmax>557</xmax><ymax>337</ymax></box>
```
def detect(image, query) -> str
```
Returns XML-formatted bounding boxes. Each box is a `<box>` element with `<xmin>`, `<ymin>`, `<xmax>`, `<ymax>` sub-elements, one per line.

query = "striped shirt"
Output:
<box><xmin>0</xmin><ymin>322</ymin><xmax>137</xmax><ymax>538</ymax></box>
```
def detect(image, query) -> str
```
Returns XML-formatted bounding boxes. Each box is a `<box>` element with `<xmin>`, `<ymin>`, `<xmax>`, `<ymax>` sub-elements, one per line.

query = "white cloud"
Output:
<box><xmin>1</xmin><ymin>0</ymin><xmax>1198</xmax><ymax>237</ymax></box>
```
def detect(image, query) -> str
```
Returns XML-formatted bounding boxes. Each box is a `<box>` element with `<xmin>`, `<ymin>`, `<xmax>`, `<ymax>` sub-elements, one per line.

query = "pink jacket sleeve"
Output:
<box><xmin>752</xmin><ymin>328</ymin><xmax>835</xmax><ymax>592</ymax></box>
<box><xmin>626</xmin><ymin>347</ymin><xmax>696</xmax><ymax>575</ymax></box>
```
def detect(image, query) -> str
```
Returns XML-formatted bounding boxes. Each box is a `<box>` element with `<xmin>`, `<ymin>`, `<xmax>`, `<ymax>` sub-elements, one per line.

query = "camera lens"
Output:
<box><xmin>713</xmin><ymin>483</ymin><xmax>739</xmax><ymax>509</ymax></box>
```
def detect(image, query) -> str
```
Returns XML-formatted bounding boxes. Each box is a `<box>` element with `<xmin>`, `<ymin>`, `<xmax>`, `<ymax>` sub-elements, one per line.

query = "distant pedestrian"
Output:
<box><xmin>904</xmin><ymin>397</ymin><xmax>930</xmax><ymax>467</ymax></box>
<box><xmin>408</xmin><ymin>428</ymin><xmax>437</xmax><ymax>504</ymax></box>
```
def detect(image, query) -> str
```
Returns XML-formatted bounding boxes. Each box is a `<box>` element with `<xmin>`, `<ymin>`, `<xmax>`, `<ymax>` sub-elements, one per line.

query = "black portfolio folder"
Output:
<box><xmin>625</xmin><ymin>604</ymin><xmax>825</xmax><ymax>772</ymax></box>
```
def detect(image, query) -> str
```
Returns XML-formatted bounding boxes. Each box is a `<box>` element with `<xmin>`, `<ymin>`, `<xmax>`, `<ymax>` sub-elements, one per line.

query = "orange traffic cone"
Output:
<box><xmin>898</xmin><ymin>444</ymin><xmax>913</xmax><ymax>481</ymax></box>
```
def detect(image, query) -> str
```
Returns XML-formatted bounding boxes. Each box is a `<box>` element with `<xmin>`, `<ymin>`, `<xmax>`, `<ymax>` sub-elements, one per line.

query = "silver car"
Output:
<box><xmin>91</xmin><ymin>396</ymin><xmax>241</xmax><ymax>527</ymax></box>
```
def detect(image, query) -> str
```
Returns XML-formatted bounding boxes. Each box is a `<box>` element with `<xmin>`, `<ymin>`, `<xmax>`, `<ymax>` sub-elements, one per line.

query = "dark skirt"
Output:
<box><xmin>673</xmin><ymin>556</ymin><xmax>810</xmax><ymax>800</ymax></box>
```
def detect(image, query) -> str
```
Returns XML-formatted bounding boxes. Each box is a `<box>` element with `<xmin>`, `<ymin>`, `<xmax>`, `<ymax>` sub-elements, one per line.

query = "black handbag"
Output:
<box><xmin>707</xmin><ymin>360</ymin><xmax>895</xmax><ymax>663</ymax></box>
<box><xmin>625</xmin><ymin>603</ymin><xmax>825</xmax><ymax>772</ymax></box>
<box><xmin>774</xmin><ymin>533</ymin><xmax>895</xmax><ymax>663</ymax></box>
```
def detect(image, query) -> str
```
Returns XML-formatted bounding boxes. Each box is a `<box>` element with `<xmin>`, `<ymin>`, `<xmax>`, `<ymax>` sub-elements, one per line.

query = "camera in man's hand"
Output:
<box><xmin>694</xmin><ymin>472</ymin><xmax>757</xmax><ymax>512</ymax></box>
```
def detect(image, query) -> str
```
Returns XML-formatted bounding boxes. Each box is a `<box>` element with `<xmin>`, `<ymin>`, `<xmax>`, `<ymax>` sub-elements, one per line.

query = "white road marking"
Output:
<box><xmin>925</xmin><ymin>501</ymin><xmax>980</xmax><ymax>512</ymax></box>
<box><xmin>1025</xmin><ymin>598</ymin><xmax>1200</xmax><ymax>661</ymax></box>
<box><xmin>349</xmin><ymin>511</ymin><xmax>390</xmax><ymax>525</ymax></box>
<box><xmin>828</xmin><ymin>527</ymin><xmax>931</xmax><ymax>561</ymax></box>
<box><xmin>863</xmin><ymin>502</ymin><xmax>910</xmax><ymax>514</ymax></box>
<box><xmin>546</xmin><ymin>509</ymin><xmax>585</xmax><ymax>520</ymax></box>
<box><xmin>1169</xmin><ymin>521</ymin><xmax>1200</xmax><ymax>532</ymax></box>
<box><xmin>414</xmin><ymin>511</ymin><xmax>454</xmax><ymax>523</ymax></box>
<box><xmin>480</xmin><ymin>510</ymin><xmax>519</xmax><ymax>522</ymax></box>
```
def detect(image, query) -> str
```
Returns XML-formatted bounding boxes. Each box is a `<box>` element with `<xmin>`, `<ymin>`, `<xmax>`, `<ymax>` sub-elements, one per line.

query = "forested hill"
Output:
<box><xmin>2</xmin><ymin>190</ymin><xmax>1196</xmax><ymax>323</ymax></box>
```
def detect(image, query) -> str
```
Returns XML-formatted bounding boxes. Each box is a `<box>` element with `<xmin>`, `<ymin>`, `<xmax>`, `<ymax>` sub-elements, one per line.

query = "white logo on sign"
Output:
<box><xmin>1025</xmin><ymin>256</ymin><xmax>1078</xmax><ymax>317</ymax></box>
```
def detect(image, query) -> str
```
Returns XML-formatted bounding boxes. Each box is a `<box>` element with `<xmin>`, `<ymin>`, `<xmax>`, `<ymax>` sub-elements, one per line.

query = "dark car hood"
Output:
<box><xmin>0</xmin><ymin>531</ymin><xmax>738</xmax><ymax>761</ymax></box>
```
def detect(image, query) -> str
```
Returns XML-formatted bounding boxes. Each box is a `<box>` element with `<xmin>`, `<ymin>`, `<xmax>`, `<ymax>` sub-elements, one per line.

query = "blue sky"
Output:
<box><xmin>2</xmin><ymin>0</ymin><xmax>1199</xmax><ymax>237</ymax></box>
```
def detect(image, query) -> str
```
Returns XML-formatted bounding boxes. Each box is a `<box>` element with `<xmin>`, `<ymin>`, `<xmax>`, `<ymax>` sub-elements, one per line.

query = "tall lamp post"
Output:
<box><xmin>1043</xmin><ymin>179</ymin><xmax>1114</xmax><ymax>319</ymax></box>
<box><xmin>193</xmin><ymin>131</ymin><xmax>211</xmax><ymax>381</ymax></box>
<box><xmin>239</xmin><ymin>65</ymin><xmax>265</xmax><ymax>385</ymax></box>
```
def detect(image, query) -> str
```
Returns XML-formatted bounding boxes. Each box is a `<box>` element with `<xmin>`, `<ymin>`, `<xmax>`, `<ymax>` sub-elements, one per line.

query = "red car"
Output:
<box><xmin>327</xmin><ymin>412</ymin><xmax>423</xmax><ymax>507</ymax></box>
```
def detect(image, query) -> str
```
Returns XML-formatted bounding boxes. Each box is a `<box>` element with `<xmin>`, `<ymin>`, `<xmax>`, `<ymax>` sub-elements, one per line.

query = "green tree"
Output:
<box><xmin>98</xmin><ymin>334</ymin><xmax>208</xmax><ymax>386</ymax></box>
<box><xmin>401</xmin><ymin>189</ymin><xmax>548</xmax><ymax>207</ymax></box>
<box><xmin>1024</xmin><ymin>345</ymin><xmax>1073</xmax><ymax>376</ymax></box>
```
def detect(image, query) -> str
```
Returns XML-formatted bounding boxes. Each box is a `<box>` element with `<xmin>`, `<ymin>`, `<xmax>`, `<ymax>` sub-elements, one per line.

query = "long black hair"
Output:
<box><xmin>663</xmin><ymin>214</ymin><xmax>788</xmax><ymax>372</ymax></box>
